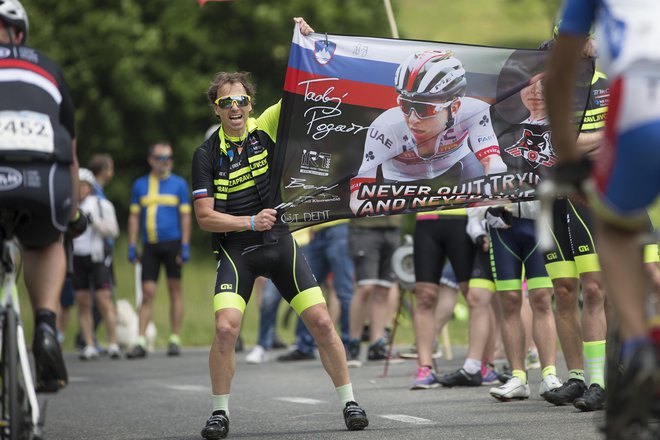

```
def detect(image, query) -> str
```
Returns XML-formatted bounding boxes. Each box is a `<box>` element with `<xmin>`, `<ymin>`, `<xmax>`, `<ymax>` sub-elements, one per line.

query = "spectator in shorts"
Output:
<box><xmin>127</xmin><ymin>142</ymin><xmax>191</xmax><ymax>358</ymax></box>
<box><xmin>72</xmin><ymin>168</ymin><xmax>120</xmax><ymax>359</ymax></box>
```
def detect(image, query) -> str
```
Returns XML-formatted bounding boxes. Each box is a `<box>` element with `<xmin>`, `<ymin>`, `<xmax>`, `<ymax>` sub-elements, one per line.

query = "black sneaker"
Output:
<box><xmin>167</xmin><ymin>342</ymin><xmax>181</xmax><ymax>356</ymax></box>
<box><xmin>272</xmin><ymin>337</ymin><xmax>287</xmax><ymax>349</ymax></box>
<box><xmin>367</xmin><ymin>339</ymin><xmax>387</xmax><ymax>361</ymax></box>
<box><xmin>201</xmin><ymin>410</ymin><xmax>229</xmax><ymax>439</ymax></box>
<box><xmin>277</xmin><ymin>349</ymin><xmax>315</xmax><ymax>362</ymax></box>
<box><xmin>438</xmin><ymin>368</ymin><xmax>482</xmax><ymax>387</ymax></box>
<box><xmin>543</xmin><ymin>378</ymin><xmax>587</xmax><ymax>405</ymax></box>
<box><xmin>347</xmin><ymin>339</ymin><xmax>362</xmax><ymax>368</ymax></box>
<box><xmin>33</xmin><ymin>323</ymin><xmax>68</xmax><ymax>392</ymax></box>
<box><xmin>574</xmin><ymin>383</ymin><xmax>606</xmax><ymax>411</ymax></box>
<box><xmin>126</xmin><ymin>344</ymin><xmax>147</xmax><ymax>359</ymax></box>
<box><xmin>343</xmin><ymin>401</ymin><xmax>369</xmax><ymax>431</ymax></box>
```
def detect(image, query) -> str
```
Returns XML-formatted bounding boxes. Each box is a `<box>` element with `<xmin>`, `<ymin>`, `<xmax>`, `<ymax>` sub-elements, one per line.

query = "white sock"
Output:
<box><xmin>212</xmin><ymin>394</ymin><xmax>229</xmax><ymax>416</ymax></box>
<box><xmin>462</xmin><ymin>358</ymin><xmax>481</xmax><ymax>375</ymax></box>
<box><xmin>335</xmin><ymin>383</ymin><xmax>355</xmax><ymax>406</ymax></box>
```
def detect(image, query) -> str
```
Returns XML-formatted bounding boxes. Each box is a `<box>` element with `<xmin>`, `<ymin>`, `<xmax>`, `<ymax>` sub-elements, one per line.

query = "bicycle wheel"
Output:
<box><xmin>2</xmin><ymin>309</ymin><xmax>29</xmax><ymax>440</ymax></box>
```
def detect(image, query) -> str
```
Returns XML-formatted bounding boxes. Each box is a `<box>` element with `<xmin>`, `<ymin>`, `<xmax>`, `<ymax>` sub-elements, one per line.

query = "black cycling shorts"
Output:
<box><xmin>413</xmin><ymin>216</ymin><xmax>475</xmax><ymax>285</ymax></box>
<box><xmin>213</xmin><ymin>233</ymin><xmax>323</xmax><ymax>316</ymax></box>
<box><xmin>0</xmin><ymin>161</ymin><xmax>71</xmax><ymax>247</ymax></box>
<box><xmin>544</xmin><ymin>199</ymin><xmax>600</xmax><ymax>279</ymax></box>
<box><xmin>141</xmin><ymin>240</ymin><xmax>182</xmax><ymax>281</ymax></box>
<box><xmin>72</xmin><ymin>255</ymin><xmax>113</xmax><ymax>291</ymax></box>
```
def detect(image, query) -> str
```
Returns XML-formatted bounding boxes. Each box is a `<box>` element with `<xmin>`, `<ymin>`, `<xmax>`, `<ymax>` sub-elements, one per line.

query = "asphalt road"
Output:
<box><xmin>41</xmin><ymin>346</ymin><xmax>604</xmax><ymax>440</ymax></box>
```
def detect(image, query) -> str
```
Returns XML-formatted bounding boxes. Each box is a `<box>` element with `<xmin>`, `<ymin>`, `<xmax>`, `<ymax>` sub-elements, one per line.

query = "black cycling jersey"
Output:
<box><xmin>0</xmin><ymin>43</ymin><xmax>75</xmax><ymax>163</ymax></box>
<box><xmin>191</xmin><ymin>102</ymin><xmax>280</xmax><ymax>250</ymax></box>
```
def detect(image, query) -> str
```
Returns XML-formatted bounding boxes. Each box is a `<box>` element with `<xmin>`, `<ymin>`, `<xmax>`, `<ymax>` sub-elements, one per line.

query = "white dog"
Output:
<box><xmin>115</xmin><ymin>299</ymin><xmax>157</xmax><ymax>352</ymax></box>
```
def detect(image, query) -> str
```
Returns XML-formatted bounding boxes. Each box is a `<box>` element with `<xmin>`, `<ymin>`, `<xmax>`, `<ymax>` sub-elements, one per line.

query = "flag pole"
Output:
<box><xmin>383</xmin><ymin>0</ymin><xmax>399</xmax><ymax>38</ymax></box>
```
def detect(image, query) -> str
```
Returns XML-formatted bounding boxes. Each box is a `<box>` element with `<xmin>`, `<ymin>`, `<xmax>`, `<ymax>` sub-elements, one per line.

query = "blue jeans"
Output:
<box><xmin>295</xmin><ymin>223</ymin><xmax>354</xmax><ymax>355</ymax></box>
<box><xmin>256</xmin><ymin>279</ymin><xmax>281</xmax><ymax>349</ymax></box>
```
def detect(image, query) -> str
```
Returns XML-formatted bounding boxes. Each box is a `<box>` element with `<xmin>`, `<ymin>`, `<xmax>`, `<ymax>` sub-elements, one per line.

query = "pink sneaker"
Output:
<box><xmin>410</xmin><ymin>366</ymin><xmax>440</xmax><ymax>390</ymax></box>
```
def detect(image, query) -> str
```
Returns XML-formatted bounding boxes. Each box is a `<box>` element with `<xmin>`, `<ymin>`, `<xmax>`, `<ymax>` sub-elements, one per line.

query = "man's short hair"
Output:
<box><xmin>87</xmin><ymin>153</ymin><xmax>114</xmax><ymax>176</ymax></box>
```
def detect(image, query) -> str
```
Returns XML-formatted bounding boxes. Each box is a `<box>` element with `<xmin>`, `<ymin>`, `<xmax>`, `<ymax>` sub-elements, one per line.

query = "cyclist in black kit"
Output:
<box><xmin>191</xmin><ymin>17</ymin><xmax>367</xmax><ymax>440</ymax></box>
<box><xmin>0</xmin><ymin>0</ymin><xmax>81</xmax><ymax>392</ymax></box>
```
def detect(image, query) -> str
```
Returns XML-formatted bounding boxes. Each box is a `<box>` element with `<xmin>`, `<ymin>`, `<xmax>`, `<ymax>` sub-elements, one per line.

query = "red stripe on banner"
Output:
<box><xmin>350</xmin><ymin>177</ymin><xmax>376</xmax><ymax>193</ymax></box>
<box><xmin>284</xmin><ymin>67</ymin><xmax>398</xmax><ymax>110</ymax></box>
<box><xmin>474</xmin><ymin>146</ymin><xmax>501</xmax><ymax>160</ymax></box>
<box><xmin>0</xmin><ymin>59</ymin><xmax>58</xmax><ymax>86</ymax></box>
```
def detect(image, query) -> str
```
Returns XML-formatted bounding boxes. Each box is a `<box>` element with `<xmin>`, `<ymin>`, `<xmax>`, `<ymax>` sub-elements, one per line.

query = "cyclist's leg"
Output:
<box><xmin>24</xmin><ymin>241</ymin><xmax>66</xmax><ymax>317</ymax></box>
<box><xmin>545</xmin><ymin>198</ymin><xmax>583</xmax><ymax>373</ymax></box>
<box><xmin>210</xmin><ymin>242</ymin><xmax>255</xmax><ymax>396</ymax></box>
<box><xmin>274</xmin><ymin>235</ymin><xmax>350</xmax><ymax>387</ymax></box>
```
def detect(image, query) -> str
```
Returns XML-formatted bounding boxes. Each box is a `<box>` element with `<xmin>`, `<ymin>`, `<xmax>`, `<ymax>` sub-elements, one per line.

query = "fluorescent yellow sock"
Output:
<box><xmin>584</xmin><ymin>340</ymin><xmax>606</xmax><ymax>388</ymax></box>
<box><xmin>512</xmin><ymin>370</ymin><xmax>527</xmax><ymax>384</ymax></box>
<box><xmin>542</xmin><ymin>365</ymin><xmax>557</xmax><ymax>379</ymax></box>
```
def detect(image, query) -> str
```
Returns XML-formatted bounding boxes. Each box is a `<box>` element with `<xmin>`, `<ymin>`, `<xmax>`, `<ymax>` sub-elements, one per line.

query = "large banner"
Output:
<box><xmin>269</xmin><ymin>28</ymin><xmax>594</xmax><ymax>232</ymax></box>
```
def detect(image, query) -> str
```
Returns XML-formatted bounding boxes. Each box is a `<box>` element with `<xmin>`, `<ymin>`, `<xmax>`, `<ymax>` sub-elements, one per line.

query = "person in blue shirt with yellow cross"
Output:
<box><xmin>127</xmin><ymin>141</ymin><xmax>192</xmax><ymax>358</ymax></box>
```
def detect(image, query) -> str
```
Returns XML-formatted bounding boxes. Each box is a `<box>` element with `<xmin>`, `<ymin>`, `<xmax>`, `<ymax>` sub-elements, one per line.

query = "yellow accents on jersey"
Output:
<box><xmin>644</xmin><ymin>244</ymin><xmax>660</xmax><ymax>263</ymax></box>
<box><xmin>468</xmin><ymin>278</ymin><xmax>495</xmax><ymax>291</ymax></box>
<box><xmin>545</xmin><ymin>261</ymin><xmax>579</xmax><ymax>280</ymax></box>
<box><xmin>145</xmin><ymin>174</ymin><xmax>160</xmax><ymax>243</ymax></box>
<box><xmin>581</xmin><ymin>107</ymin><xmax>607</xmax><ymax>130</ymax></box>
<box><xmin>179</xmin><ymin>204</ymin><xmax>191</xmax><ymax>214</ymax></box>
<box><xmin>130</xmin><ymin>204</ymin><xmax>141</xmax><ymax>214</ymax></box>
<box><xmin>575</xmin><ymin>254</ymin><xmax>601</xmax><ymax>274</ymax></box>
<box><xmin>290</xmin><ymin>286</ymin><xmax>326</xmax><ymax>315</ymax></box>
<box><xmin>213</xmin><ymin>292</ymin><xmax>246</xmax><ymax>314</ymax></box>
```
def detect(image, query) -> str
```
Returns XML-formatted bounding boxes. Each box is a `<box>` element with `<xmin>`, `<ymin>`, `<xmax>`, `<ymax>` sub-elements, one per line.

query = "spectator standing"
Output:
<box><xmin>127</xmin><ymin>142</ymin><xmax>191</xmax><ymax>358</ymax></box>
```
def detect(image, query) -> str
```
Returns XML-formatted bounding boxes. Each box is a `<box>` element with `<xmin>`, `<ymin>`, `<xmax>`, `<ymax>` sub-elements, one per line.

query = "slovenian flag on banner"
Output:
<box><xmin>268</xmin><ymin>26</ymin><xmax>595</xmax><ymax>231</ymax></box>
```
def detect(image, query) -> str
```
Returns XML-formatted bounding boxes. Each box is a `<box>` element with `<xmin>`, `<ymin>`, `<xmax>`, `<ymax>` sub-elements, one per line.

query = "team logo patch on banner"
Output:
<box><xmin>314</xmin><ymin>40</ymin><xmax>337</xmax><ymax>65</ymax></box>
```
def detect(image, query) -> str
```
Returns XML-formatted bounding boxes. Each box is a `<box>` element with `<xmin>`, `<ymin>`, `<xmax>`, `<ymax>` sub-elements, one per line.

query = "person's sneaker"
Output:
<box><xmin>497</xmin><ymin>364</ymin><xmax>513</xmax><ymax>384</ymax></box>
<box><xmin>481</xmin><ymin>363</ymin><xmax>500</xmax><ymax>386</ymax></box>
<box><xmin>79</xmin><ymin>345</ymin><xmax>99</xmax><ymax>361</ymax></box>
<box><xmin>542</xmin><ymin>378</ymin><xmax>587</xmax><ymax>405</ymax></box>
<box><xmin>539</xmin><ymin>374</ymin><xmax>563</xmax><ymax>398</ymax></box>
<box><xmin>343</xmin><ymin>401</ymin><xmax>369</xmax><ymax>431</ymax></box>
<box><xmin>167</xmin><ymin>342</ymin><xmax>181</xmax><ymax>357</ymax></box>
<box><xmin>201</xmin><ymin>410</ymin><xmax>229</xmax><ymax>439</ymax></box>
<box><xmin>438</xmin><ymin>368</ymin><xmax>482</xmax><ymax>387</ymax></box>
<box><xmin>489</xmin><ymin>377</ymin><xmax>530</xmax><ymax>401</ymax></box>
<box><xmin>246</xmin><ymin>345</ymin><xmax>267</xmax><ymax>364</ymax></box>
<box><xmin>347</xmin><ymin>339</ymin><xmax>362</xmax><ymax>368</ymax></box>
<box><xmin>525</xmin><ymin>348</ymin><xmax>541</xmax><ymax>370</ymax></box>
<box><xmin>367</xmin><ymin>338</ymin><xmax>388</xmax><ymax>361</ymax></box>
<box><xmin>126</xmin><ymin>344</ymin><xmax>147</xmax><ymax>359</ymax></box>
<box><xmin>410</xmin><ymin>366</ymin><xmax>440</xmax><ymax>390</ymax></box>
<box><xmin>108</xmin><ymin>343</ymin><xmax>121</xmax><ymax>360</ymax></box>
<box><xmin>33</xmin><ymin>323</ymin><xmax>68</xmax><ymax>392</ymax></box>
<box><xmin>574</xmin><ymin>383</ymin><xmax>606</xmax><ymax>411</ymax></box>
<box><xmin>272</xmin><ymin>337</ymin><xmax>287</xmax><ymax>349</ymax></box>
<box><xmin>277</xmin><ymin>348</ymin><xmax>315</xmax><ymax>362</ymax></box>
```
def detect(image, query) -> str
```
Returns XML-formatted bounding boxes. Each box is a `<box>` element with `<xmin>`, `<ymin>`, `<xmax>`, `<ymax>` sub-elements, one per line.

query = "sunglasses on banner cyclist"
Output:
<box><xmin>397</xmin><ymin>96</ymin><xmax>453</xmax><ymax>119</ymax></box>
<box><xmin>214</xmin><ymin>94</ymin><xmax>251</xmax><ymax>109</ymax></box>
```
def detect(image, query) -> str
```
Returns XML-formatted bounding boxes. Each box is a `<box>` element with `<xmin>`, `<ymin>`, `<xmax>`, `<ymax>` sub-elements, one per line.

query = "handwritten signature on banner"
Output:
<box><xmin>301</xmin><ymin>78</ymin><xmax>369</xmax><ymax>140</ymax></box>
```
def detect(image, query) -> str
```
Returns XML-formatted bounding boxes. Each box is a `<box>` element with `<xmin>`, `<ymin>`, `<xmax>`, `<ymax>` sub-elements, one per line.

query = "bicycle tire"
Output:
<box><xmin>3</xmin><ymin>309</ymin><xmax>31</xmax><ymax>440</ymax></box>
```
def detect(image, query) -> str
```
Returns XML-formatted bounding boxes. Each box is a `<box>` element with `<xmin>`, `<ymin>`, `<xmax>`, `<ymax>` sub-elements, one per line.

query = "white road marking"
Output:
<box><xmin>165</xmin><ymin>384</ymin><xmax>207</xmax><ymax>392</ymax></box>
<box><xmin>380</xmin><ymin>414</ymin><xmax>434</xmax><ymax>424</ymax></box>
<box><xmin>273</xmin><ymin>397</ymin><xmax>327</xmax><ymax>405</ymax></box>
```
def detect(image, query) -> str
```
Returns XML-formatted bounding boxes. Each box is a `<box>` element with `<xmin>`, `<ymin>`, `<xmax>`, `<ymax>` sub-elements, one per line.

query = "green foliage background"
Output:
<box><xmin>16</xmin><ymin>0</ymin><xmax>660</xmax><ymax>349</ymax></box>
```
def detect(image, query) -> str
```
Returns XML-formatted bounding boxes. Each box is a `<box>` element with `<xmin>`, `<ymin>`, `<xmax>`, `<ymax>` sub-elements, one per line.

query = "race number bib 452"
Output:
<box><xmin>0</xmin><ymin>111</ymin><xmax>55</xmax><ymax>154</ymax></box>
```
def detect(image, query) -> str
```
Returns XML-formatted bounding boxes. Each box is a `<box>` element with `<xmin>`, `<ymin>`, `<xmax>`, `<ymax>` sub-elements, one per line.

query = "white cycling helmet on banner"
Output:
<box><xmin>0</xmin><ymin>0</ymin><xmax>28</xmax><ymax>43</ymax></box>
<box><xmin>395</xmin><ymin>50</ymin><xmax>466</xmax><ymax>101</ymax></box>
